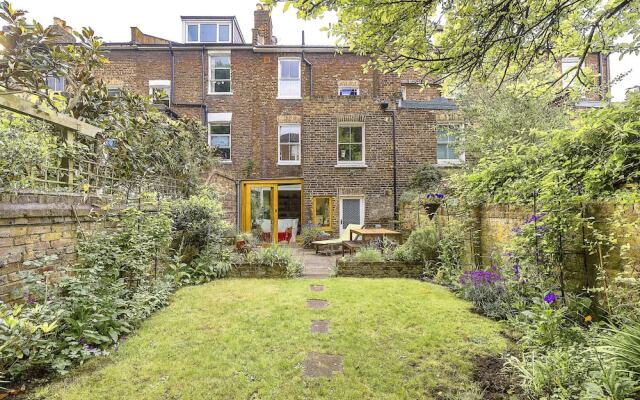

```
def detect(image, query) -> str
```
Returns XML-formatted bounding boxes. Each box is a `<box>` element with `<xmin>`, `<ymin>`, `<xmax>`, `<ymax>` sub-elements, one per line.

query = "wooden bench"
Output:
<box><xmin>342</xmin><ymin>240</ymin><xmax>364</xmax><ymax>255</ymax></box>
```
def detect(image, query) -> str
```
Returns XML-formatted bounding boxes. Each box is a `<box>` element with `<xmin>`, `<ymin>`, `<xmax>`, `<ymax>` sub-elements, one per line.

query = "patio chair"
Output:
<box><xmin>312</xmin><ymin>224</ymin><xmax>363</xmax><ymax>255</ymax></box>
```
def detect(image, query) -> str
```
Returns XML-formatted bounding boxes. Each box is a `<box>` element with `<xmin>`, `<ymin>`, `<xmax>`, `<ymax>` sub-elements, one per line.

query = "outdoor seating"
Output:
<box><xmin>312</xmin><ymin>224</ymin><xmax>363</xmax><ymax>255</ymax></box>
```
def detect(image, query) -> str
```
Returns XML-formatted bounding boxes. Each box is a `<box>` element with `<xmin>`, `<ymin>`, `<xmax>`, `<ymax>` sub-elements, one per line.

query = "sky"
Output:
<box><xmin>12</xmin><ymin>0</ymin><xmax>639</xmax><ymax>101</ymax></box>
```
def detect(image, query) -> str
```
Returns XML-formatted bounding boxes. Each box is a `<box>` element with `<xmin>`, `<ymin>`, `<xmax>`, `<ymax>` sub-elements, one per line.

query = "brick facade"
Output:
<box><xmin>95</xmin><ymin>6</ymin><xmax>609</xmax><ymax>235</ymax></box>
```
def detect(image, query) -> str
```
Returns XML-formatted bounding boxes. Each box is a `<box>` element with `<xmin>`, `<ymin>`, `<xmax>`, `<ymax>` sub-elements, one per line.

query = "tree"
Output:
<box><xmin>266</xmin><ymin>0</ymin><xmax>640</xmax><ymax>91</ymax></box>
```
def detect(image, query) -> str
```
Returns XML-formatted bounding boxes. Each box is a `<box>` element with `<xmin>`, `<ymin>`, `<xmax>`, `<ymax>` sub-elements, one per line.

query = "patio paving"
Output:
<box><xmin>303</xmin><ymin>352</ymin><xmax>344</xmax><ymax>378</ymax></box>
<box><xmin>290</xmin><ymin>246</ymin><xmax>338</xmax><ymax>278</ymax></box>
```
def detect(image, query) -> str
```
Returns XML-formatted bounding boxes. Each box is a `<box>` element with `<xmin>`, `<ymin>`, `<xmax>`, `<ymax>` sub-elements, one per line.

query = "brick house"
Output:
<box><xmin>93</xmin><ymin>5</ymin><xmax>609</xmax><ymax>243</ymax></box>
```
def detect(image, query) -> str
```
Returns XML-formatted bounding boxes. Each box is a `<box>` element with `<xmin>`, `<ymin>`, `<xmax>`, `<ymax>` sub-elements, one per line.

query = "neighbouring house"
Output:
<box><xmin>85</xmin><ymin>5</ymin><xmax>608</xmax><ymax>243</ymax></box>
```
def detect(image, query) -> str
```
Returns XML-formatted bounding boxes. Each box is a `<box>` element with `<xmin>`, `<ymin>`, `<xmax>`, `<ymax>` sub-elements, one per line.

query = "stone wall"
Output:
<box><xmin>335</xmin><ymin>260</ymin><xmax>424</xmax><ymax>279</ymax></box>
<box><xmin>0</xmin><ymin>192</ymin><xmax>103</xmax><ymax>302</ymax></box>
<box><xmin>228</xmin><ymin>263</ymin><xmax>289</xmax><ymax>278</ymax></box>
<box><xmin>400</xmin><ymin>200</ymin><xmax>640</xmax><ymax>289</ymax></box>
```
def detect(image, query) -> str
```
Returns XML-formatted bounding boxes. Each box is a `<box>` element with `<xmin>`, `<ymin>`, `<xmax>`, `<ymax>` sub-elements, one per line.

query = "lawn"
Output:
<box><xmin>34</xmin><ymin>278</ymin><xmax>507</xmax><ymax>400</ymax></box>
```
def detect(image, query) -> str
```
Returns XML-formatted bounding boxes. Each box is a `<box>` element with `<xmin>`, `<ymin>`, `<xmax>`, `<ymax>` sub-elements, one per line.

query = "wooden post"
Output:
<box><xmin>60</xmin><ymin>128</ymin><xmax>76</xmax><ymax>190</ymax></box>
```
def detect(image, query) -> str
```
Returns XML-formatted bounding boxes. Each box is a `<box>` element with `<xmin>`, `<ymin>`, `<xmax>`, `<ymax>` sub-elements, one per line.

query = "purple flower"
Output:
<box><xmin>504</xmin><ymin>252</ymin><xmax>513</xmax><ymax>258</ymax></box>
<box><xmin>544</xmin><ymin>292</ymin><xmax>557</xmax><ymax>304</ymax></box>
<box><xmin>511</xmin><ymin>226</ymin><xmax>523</xmax><ymax>235</ymax></box>
<box><xmin>435</xmin><ymin>193</ymin><xmax>445</xmax><ymax>199</ymax></box>
<box><xmin>512</xmin><ymin>264</ymin><xmax>521</xmax><ymax>277</ymax></box>
<box><xmin>460</xmin><ymin>270</ymin><xmax>504</xmax><ymax>286</ymax></box>
<box><xmin>426</xmin><ymin>194</ymin><xmax>434</xmax><ymax>199</ymax></box>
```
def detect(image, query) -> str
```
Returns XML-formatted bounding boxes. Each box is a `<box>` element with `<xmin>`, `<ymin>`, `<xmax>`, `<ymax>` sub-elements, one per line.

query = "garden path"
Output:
<box><xmin>289</xmin><ymin>245</ymin><xmax>338</xmax><ymax>278</ymax></box>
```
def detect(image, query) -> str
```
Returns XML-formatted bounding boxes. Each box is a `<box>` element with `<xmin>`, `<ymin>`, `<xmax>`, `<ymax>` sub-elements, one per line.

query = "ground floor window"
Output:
<box><xmin>312</xmin><ymin>197</ymin><xmax>333</xmax><ymax>231</ymax></box>
<box><xmin>209</xmin><ymin>122</ymin><xmax>231</xmax><ymax>161</ymax></box>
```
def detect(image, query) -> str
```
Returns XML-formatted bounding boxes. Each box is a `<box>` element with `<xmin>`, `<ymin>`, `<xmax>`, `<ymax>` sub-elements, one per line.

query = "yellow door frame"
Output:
<box><xmin>241</xmin><ymin>179</ymin><xmax>304</xmax><ymax>244</ymax></box>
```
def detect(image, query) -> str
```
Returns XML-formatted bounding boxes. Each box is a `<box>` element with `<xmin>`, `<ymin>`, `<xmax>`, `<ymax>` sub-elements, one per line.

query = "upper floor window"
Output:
<box><xmin>209</xmin><ymin>54</ymin><xmax>231</xmax><ymax>94</ymax></box>
<box><xmin>46</xmin><ymin>76</ymin><xmax>65</xmax><ymax>92</ymax></box>
<box><xmin>185</xmin><ymin>22</ymin><xmax>231</xmax><ymax>43</ymax></box>
<box><xmin>337</xmin><ymin>124</ymin><xmax>364</xmax><ymax>166</ymax></box>
<box><xmin>278</xmin><ymin>58</ymin><xmax>301</xmax><ymax>99</ymax></box>
<box><xmin>149</xmin><ymin>80</ymin><xmax>171</xmax><ymax>107</ymax></box>
<box><xmin>278</xmin><ymin>123</ymin><xmax>301</xmax><ymax>165</ymax></box>
<box><xmin>561</xmin><ymin>57</ymin><xmax>579</xmax><ymax>88</ymax></box>
<box><xmin>338</xmin><ymin>86</ymin><xmax>359</xmax><ymax>96</ymax></box>
<box><xmin>436</xmin><ymin>124</ymin><xmax>463</xmax><ymax>165</ymax></box>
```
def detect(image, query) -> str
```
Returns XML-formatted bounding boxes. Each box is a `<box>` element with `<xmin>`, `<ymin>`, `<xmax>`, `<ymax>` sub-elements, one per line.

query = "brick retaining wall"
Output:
<box><xmin>228</xmin><ymin>263</ymin><xmax>289</xmax><ymax>278</ymax></box>
<box><xmin>335</xmin><ymin>260</ymin><xmax>424</xmax><ymax>279</ymax></box>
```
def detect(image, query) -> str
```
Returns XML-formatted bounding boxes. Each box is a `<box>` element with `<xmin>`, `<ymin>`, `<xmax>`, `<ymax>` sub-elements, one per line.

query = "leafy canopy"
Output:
<box><xmin>266</xmin><ymin>0</ymin><xmax>640</xmax><ymax>90</ymax></box>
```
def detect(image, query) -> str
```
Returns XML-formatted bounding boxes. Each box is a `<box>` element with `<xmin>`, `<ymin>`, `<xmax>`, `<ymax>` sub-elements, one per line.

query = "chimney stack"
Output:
<box><xmin>252</xmin><ymin>3</ymin><xmax>275</xmax><ymax>45</ymax></box>
<box><xmin>49</xmin><ymin>17</ymin><xmax>76</xmax><ymax>43</ymax></box>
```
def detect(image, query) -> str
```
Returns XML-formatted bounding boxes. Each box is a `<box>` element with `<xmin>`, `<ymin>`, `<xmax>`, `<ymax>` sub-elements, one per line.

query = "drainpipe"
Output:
<box><xmin>301</xmin><ymin>31</ymin><xmax>313</xmax><ymax>96</ymax></box>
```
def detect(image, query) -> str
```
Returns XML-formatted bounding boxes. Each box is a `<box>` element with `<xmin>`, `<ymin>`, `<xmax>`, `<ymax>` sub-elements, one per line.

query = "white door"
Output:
<box><xmin>339</xmin><ymin>196</ymin><xmax>365</xmax><ymax>234</ymax></box>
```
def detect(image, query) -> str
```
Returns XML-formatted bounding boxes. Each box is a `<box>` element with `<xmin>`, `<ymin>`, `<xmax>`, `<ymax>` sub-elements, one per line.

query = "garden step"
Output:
<box><xmin>303</xmin><ymin>352</ymin><xmax>343</xmax><ymax>378</ymax></box>
<box><xmin>307</xmin><ymin>299</ymin><xmax>328</xmax><ymax>309</ymax></box>
<box><xmin>310</xmin><ymin>320</ymin><xmax>330</xmax><ymax>333</ymax></box>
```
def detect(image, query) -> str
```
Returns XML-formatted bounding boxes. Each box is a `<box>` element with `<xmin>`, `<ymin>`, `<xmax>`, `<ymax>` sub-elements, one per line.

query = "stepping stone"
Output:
<box><xmin>303</xmin><ymin>352</ymin><xmax>343</xmax><ymax>377</ymax></box>
<box><xmin>311</xmin><ymin>320</ymin><xmax>330</xmax><ymax>333</ymax></box>
<box><xmin>307</xmin><ymin>299</ymin><xmax>328</xmax><ymax>309</ymax></box>
<box><xmin>309</xmin><ymin>284</ymin><xmax>324</xmax><ymax>292</ymax></box>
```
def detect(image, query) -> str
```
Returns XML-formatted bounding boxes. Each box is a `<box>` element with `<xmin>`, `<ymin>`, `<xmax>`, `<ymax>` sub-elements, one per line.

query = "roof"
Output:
<box><xmin>398</xmin><ymin>98</ymin><xmax>457</xmax><ymax>110</ymax></box>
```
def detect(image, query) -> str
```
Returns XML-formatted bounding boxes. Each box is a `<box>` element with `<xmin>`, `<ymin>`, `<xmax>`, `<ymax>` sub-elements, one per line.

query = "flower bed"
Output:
<box><xmin>335</xmin><ymin>259</ymin><xmax>424</xmax><ymax>279</ymax></box>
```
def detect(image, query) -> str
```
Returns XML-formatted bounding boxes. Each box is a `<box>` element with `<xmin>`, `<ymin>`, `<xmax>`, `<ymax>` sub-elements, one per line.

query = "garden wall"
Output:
<box><xmin>400</xmin><ymin>201</ymin><xmax>640</xmax><ymax>289</ymax></box>
<box><xmin>228</xmin><ymin>263</ymin><xmax>289</xmax><ymax>278</ymax></box>
<box><xmin>0</xmin><ymin>192</ymin><xmax>105</xmax><ymax>302</ymax></box>
<box><xmin>335</xmin><ymin>260</ymin><xmax>424</xmax><ymax>278</ymax></box>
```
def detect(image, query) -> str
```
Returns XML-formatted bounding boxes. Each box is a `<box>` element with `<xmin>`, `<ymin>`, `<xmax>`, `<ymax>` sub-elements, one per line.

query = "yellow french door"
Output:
<box><xmin>242</xmin><ymin>183</ymin><xmax>278</xmax><ymax>244</ymax></box>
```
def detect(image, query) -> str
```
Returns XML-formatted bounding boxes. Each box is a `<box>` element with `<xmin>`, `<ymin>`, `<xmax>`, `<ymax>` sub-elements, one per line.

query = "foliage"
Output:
<box><xmin>170</xmin><ymin>243</ymin><xmax>233</xmax><ymax>285</ymax></box>
<box><xmin>300</xmin><ymin>225</ymin><xmax>327</xmax><ymax>248</ymax></box>
<box><xmin>0</xmin><ymin>208</ymin><xmax>175</xmax><ymax>386</ymax></box>
<box><xmin>392</xmin><ymin>225</ymin><xmax>437</xmax><ymax>264</ymax></box>
<box><xmin>245</xmin><ymin>245</ymin><xmax>304</xmax><ymax>278</ymax></box>
<box><xmin>0</xmin><ymin>111</ymin><xmax>62</xmax><ymax>189</ymax></box>
<box><xmin>0</xmin><ymin>3</ymin><xmax>218</xmax><ymax>192</ymax></box>
<box><xmin>433</xmin><ymin>220</ymin><xmax>466</xmax><ymax>285</ymax></box>
<box><xmin>265</xmin><ymin>0</ymin><xmax>640</xmax><ymax>91</ymax></box>
<box><xmin>170</xmin><ymin>190</ymin><xmax>228</xmax><ymax>262</ymax></box>
<box><xmin>459</xmin><ymin>269</ymin><xmax>514</xmax><ymax>319</ymax></box>
<box><xmin>352</xmin><ymin>247</ymin><xmax>384</xmax><ymax>263</ymax></box>
<box><xmin>599</xmin><ymin>321</ymin><xmax>640</xmax><ymax>379</ymax></box>
<box><xmin>409</xmin><ymin>163</ymin><xmax>442</xmax><ymax>193</ymax></box>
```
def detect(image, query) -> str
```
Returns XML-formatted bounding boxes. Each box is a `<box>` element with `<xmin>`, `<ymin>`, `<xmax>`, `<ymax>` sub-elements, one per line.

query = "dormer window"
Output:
<box><xmin>184</xmin><ymin>21</ymin><xmax>231</xmax><ymax>43</ymax></box>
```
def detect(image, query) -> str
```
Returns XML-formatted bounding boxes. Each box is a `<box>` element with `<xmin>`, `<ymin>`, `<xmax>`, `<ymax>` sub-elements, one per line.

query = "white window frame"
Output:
<box><xmin>148</xmin><ymin>80</ymin><xmax>171</xmax><ymax>107</ymax></box>
<box><xmin>278</xmin><ymin>57</ymin><xmax>301</xmax><ymax>99</ymax></box>
<box><xmin>208</xmin><ymin>112</ymin><xmax>232</xmax><ymax>163</ymax></box>
<box><xmin>561</xmin><ymin>57</ymin><xmax>579</xmax><ymax>88</ymax></box>
<box><xmin>184</xmin><ymin>21</ymin><xmax>231</xmax><ymax>44</ymax></box>
<box><xmin>338</xmin><ymin>86</ymin><xmax>359</xmax><ymax>96</ymax></box>
<box><xmin>436</xmin><ymin>124</ymin><xmax>465</xmax><ymax>166</ymax></box>
<box><xmin>336</xmin><ymin>123</ymin><xmax>366</xmax><ymax>167</ymax></box>
<box><xmin>208</xmin><ymin>52</ymin><xmax>232</xmax><ymax>95</ymax></box>
<box><xmin>278</xmin><ymin>123</ymin><xmax>301</xmax><ymax>166</ymax></box>
<box><xmin>46</xmin><ymin>76</ymin><xmax>65</xmax><ymax>92</ymax></box>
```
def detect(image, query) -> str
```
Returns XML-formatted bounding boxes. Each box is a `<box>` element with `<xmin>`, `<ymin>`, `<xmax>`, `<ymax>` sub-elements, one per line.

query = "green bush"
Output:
<box><xmin>393</xmin><ymin>225</ymin><xmax>437</xmax><ymax>264</ymax></box>
<box><xmin>245</xmin><ymin>245</ymin><xmax>304</xmax><ymax>278</ymax></box>
<box><xmin>171</xmin><ymin>190</ymin><xmax>228</xmax><ymax>261</ymax></box>
<box><xmin>171</xmin><ymin>243</ymin><xmax>233</xmax><ymax>285</ymax></box>
<box><xmin>409</xmin><ymin>163</ymin><xmax>442</xmax><ymax>193</ymax></box>
<box><xmin>352</xmin><ymin>247</ymin><xmax>384</xmax><ymax>263</ymax></box>
<box><xmin>300</xmin><ymin>225</ymin><xmax>327</xmax><ymax>248</ymax></box>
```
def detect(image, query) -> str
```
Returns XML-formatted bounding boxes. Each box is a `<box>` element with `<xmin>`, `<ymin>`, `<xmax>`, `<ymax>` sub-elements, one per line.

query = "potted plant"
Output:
<box><xmin>421</xmin><ymin>193</ymin><xmax>445</xmax><ymax>219</ymax></box>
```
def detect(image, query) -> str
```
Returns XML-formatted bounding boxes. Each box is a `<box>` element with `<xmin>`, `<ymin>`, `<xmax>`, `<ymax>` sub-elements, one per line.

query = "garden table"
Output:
<box><xmin>349</xmin><ymin>227</ymin><xmax>402</xmax><ymax>243</ymax></box>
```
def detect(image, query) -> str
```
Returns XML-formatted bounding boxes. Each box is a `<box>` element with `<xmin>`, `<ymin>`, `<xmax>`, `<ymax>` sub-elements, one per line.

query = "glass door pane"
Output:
<box><xmin>249</xmin><ymin>186</ymin><xmax>275</xmax><ymax>244</ymax></box>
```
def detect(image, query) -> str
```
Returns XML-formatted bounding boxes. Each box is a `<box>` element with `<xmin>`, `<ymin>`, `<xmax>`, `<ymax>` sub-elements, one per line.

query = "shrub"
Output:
<box><xmin>434</xmin><ymin>221</ymin><xmax>466</xmax><ymax>284</ymax></box>
<box><xmin>409</xmin><ymin>163</ymin><xmax>442</xmax><ymax>193</ymax></box>
<box><xmin>170</xmin><ymin>190</ymin><xmax>228</xmax><ymax>262</ymax></box>
<box><xmin>300</xmin><ymin>225</ymin><xmax>327</xmax><ymax>248</ymax></box>
<box><xmin>459</xmin><ymin>269</ymin><xmax>513</xmax><ymax>319</ymax></box>
<box><xmin>352</xmin><ymin>248</ymin><xmax>384</xmax><ymax>263</ymax></box>
<box><xmin>599</xmin><ymin>321</ymin><xmax>640</xmax><ymax>379</ymax></box>
<box><xmin>392</xmin><ymin>225</ymin><xmax>437</xmax><ymax>264</ymax></box>
<box><xmin>171</xmin><ymin>243</ymin><xmax>233</xmax><ymax>285</ymax></box>
<box><xmin>245</xmin><ymin>245</ymin><xmax>303</xmax><ymax>278</ymax></box>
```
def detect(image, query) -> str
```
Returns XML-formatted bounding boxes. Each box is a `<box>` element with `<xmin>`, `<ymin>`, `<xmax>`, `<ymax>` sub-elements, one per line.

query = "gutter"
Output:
<box><xmin>382</xmin><ymin>104</ymin><xmax>399</xmax><ymax>226</ymax></box>
<box><xmin>301</xmin><ymin>31</ymin><xmax>314</xmax><ymax>97</ymax></box>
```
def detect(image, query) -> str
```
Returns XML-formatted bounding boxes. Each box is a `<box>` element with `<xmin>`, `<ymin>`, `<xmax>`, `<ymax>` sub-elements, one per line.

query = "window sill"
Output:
<box><xmin>278</xmin><ymin>162</ymin><xmax>301</xmax><ymax>166</ymax></box>
<box><xmin>435</xmin><ymin>161</ymin><xmax>463</xmax><ymax>168</ymax></box>
<box><xmin>219</xmin><ymin>160</ymin><xmax>233</xmax><ymax>164</ymax></box>
<box><xmin>334</xmin><ymin>163</ymin><xmax>367</xmax><ymax>169</ymax></box>
<box><xmin>208</xmin><ymin>92</ymin><xmax>233</xmax><ymax>96</ymax></box>
<box><xmin>277</xmin><ymin>96</ymin><xmax>302</xmax><ymax>100</ymax></box>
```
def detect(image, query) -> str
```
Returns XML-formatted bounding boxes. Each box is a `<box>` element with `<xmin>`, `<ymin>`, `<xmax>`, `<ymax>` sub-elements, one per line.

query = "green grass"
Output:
<box><xmin>35</xmin><ymin>278</ymin><xmax>507</xmax><ymax>400</ymax></box>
